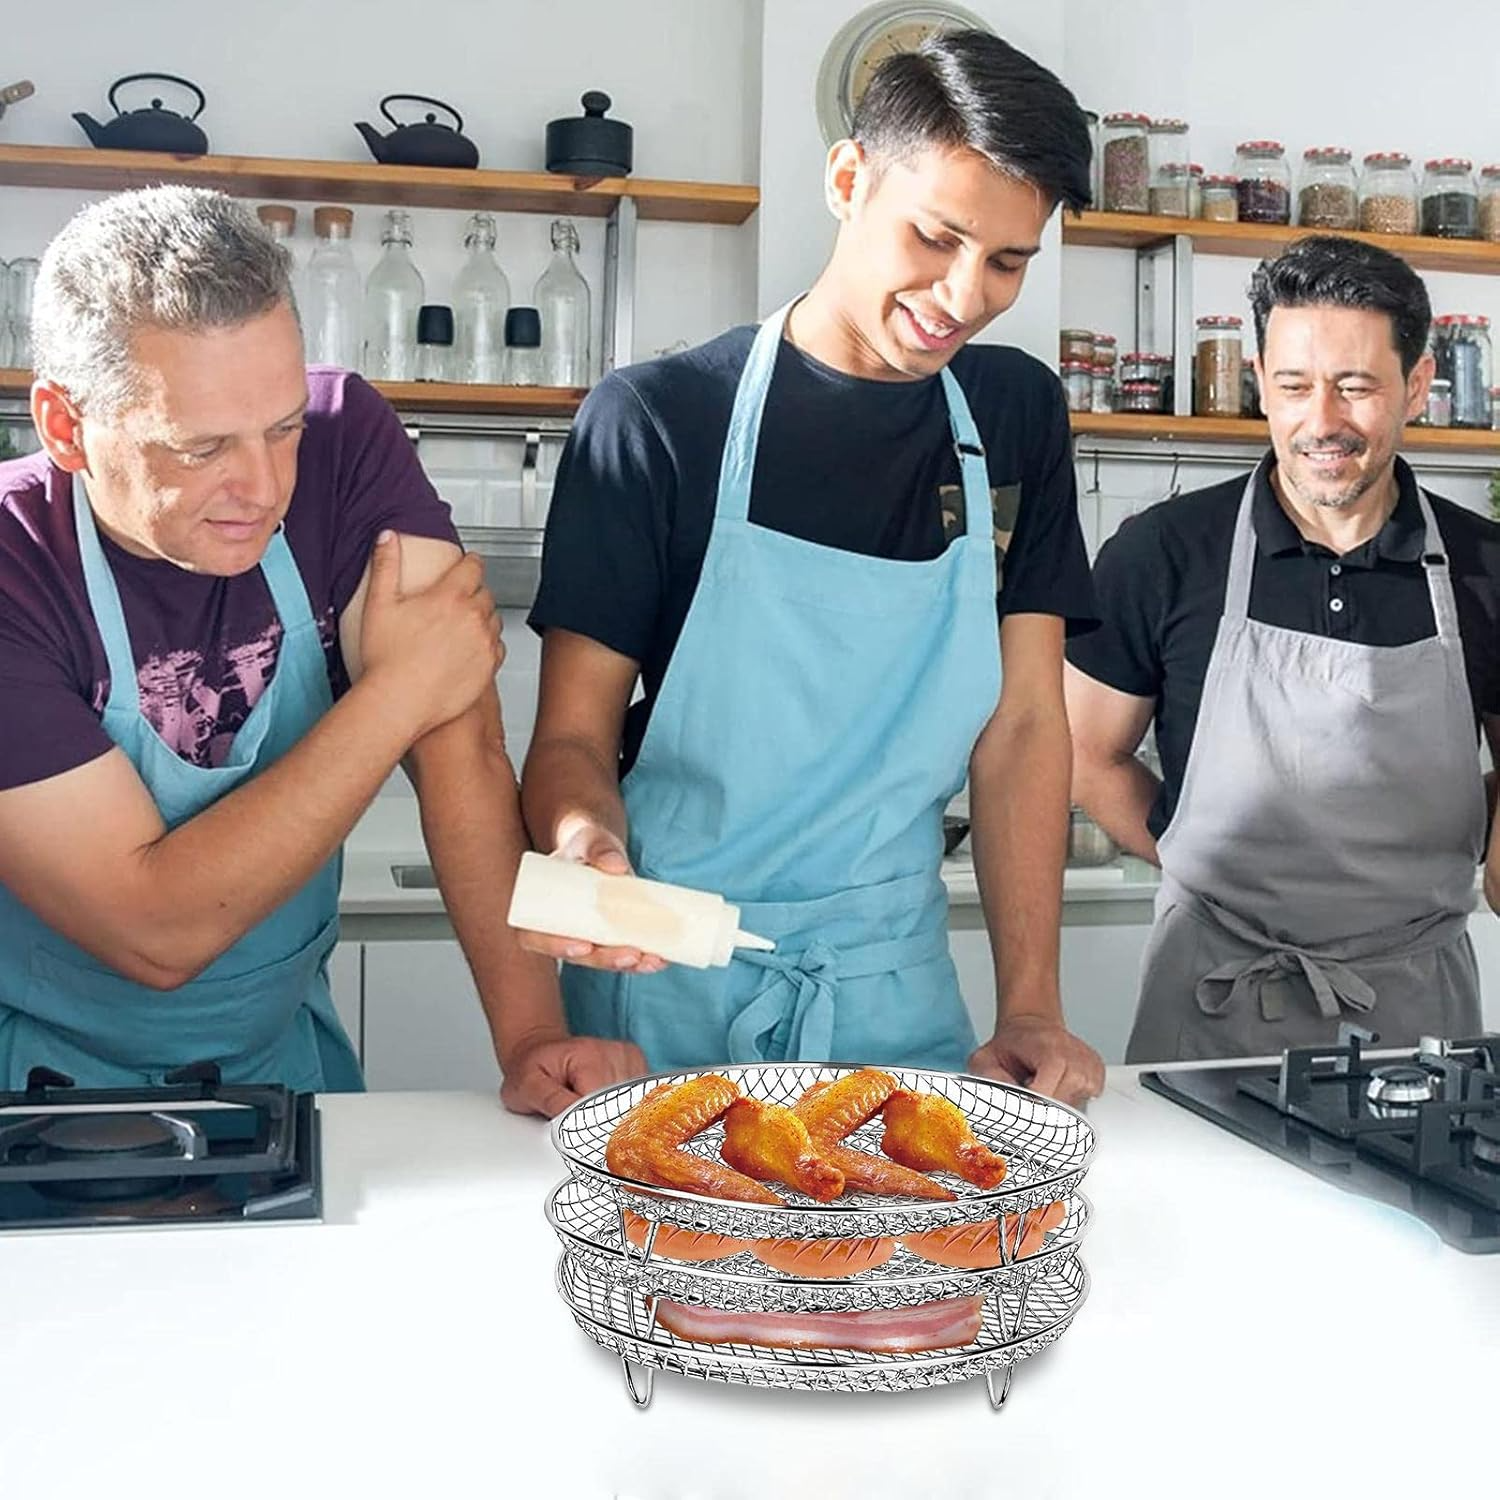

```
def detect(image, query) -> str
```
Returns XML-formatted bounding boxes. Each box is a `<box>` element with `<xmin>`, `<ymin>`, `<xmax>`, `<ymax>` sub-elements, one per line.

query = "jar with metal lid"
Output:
<box><xmin>1060</xmin><ymin>328</ymin><xmax>1095</xmax><ymax>364</ymax></box>
<box><xmin>1432</xmin><ymin>315</ymin><xmax>1492</xmax><ymax>426</ymax></box>
<box><xmin>1101</xmin><ymin>113</ymin><xmax>1151</xmax><ymax>213</ymax></box>
<box><xmin>1234</xmin><ymin>141</ymin><xmax>1291</xmax><ymax>224</ymax></box>
<box><xmin>1201</xmin><ymin>174</ymin><xmax>1239</xmax><ymax>222</ymax></box>
<box><xmin>1187</xmin><ymin>164</ymin><xmax>1204</xmax><ymax>218</ymax></box>
<box><xmin>1479</xmin><ymin>165</ymin><xmax>1500</xmax><ymax>243</ymax></box>
<box><xmin>1090</xmin><ymin>361</ymin><xmax>1116</xmax><ymax>413</ymax></box>
<box><xmin>1359</xmin><ymin>152</ymin><xmax>1418</xmax><ymax>235</ymax></box>
<box><xmin>1120</xmin><ymin>351</ymin><xmax>1154</xmax><ymax>384</ymax></box>
<box><xmin>1421</xmin><ymin>158</ymin><xmax>1478</xmax><ymax>239</ymax></box>
<box><xmin>1420</xmin><ymin>378</ymin><xmax>1453</xmax><ymax>428</ymax></box>
<box><xmin>1060</xmin><ymin>359</ymin><xmax>1093</xmax><ymax>413</ymax></box>
<box><xmin>1298</xmin><ymin>147</ymin><xmax>1357</xmax><ymax>228</ymax></box>
<box><xmin>1092</xmin><ymin>333</ymin><xmax>1118</xmax><ymax>370</ymax></box>
<box><xmin>1148</xmin><ymin>118</ymin><xmax>1190</xmax><ymax>213</ymax></box>
<box><xmin>1194</xmin><ymin>315</ymin><xmax>1243</xmax><ymax>416</ymax></box>
<box><xmin>1119</xmin><ymin>379</ymin><xmax>1162</xmax><ymax>413</ymax></box>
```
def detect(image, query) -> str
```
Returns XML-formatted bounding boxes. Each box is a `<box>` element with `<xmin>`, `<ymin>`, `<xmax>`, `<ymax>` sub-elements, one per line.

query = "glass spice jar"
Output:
<box><xmin>1092</xmin><ymin>332</ymin><xmax>1118</xmax><ymax>370</ymax></box>
<box><xmin>1234</xmin><ymin>141</ymin><xmax>1292</xmax><ymax>224</ymax></box>
<box><xmin>1298</xmin><ymin>147</ymin><xmax>1357</xmax><ymax>229</ymax></box>
<box><xmin>1149</xmin><ymin>162</ymin><xmax>1194</xmax><ymax>218</ymax></box>
<box><xmin>1421</xmin><ymin>378</ymin><xmax>1453</xmax><ymax>428</ymax></box>
<box><xmin>1148</xmin><ymin>118</ymin><xmax>1191</xmax><ymax>214</ymax></box>
<box><xmin>1201</xmin><ymin>174</ymin><xmax>1239</xmax><ymax>222</ymax></box>
<box><xmin>1187</xmin><ymin>164</ymin><xmax>1204</xmax><ymax>219</ymax></box>
<box><xmin>1102</xmin><ymin>113</ymin><xmax>1152</xmax><ymax>213</ymax></box>
<box><xmin>1194</xmin><ymin>315</ymin><xmax>1243</xmax><ymax>417</ymax></box>
<box><xmin>1359</xmin><ymin>152</ymin><xmax>1419</xmax><ymax>235</ymax></box>
<box><xmin>1091</xmin><ymin>360</ymin><xmax>1116</xmax><ymax>413</ymax></box>
<box><xmin>1490</xmin><ymin>387</ymin><xmax>1500</xmax><ymax>430</ymax></box>
<box><xmin>1479</xmin><ymin>165</ymin><xmax>1500</xmax><ymax>243</ymax></box>
<box><xmin>1119</xmin><ymin>379</ymin><xmax>1163</xmax><ymax>413</ymax></box>
<box><xmin>1421</xmin><ymin>158</ymin><xmax>1479</xmax><ymax>239</ymax></box>
<box><xmin>1120</xmin><ymin>351</ymin><xmax>1155</xmax><ymax>384</ymax></box>
<box><xmin>1432</xmin><ymin>315</ymin><xmax>1492</xmax><ymax>427</ymax></box>
<box><xmin>1060</xmin><ymin>359</ymin><xmax>1094</xmax><ymax>413</ymax></box>
<box><xmin>1060</xmin><ymin>328</ymin><xmax>1095</xmax><ymax>364</ymax></box>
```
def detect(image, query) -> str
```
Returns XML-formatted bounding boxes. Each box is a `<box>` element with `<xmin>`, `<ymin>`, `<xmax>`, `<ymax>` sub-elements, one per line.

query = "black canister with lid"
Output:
<box><xmin>505</xmin><ymin>306</ymin><xmax>545</xmax><ymax>385</ymax></box>
<box><xmin>415</xmin><ymin>304</ymin><xmax>454</xmax><ymax>382</ymax></box>
<box><xmin>546</xmin><ymin>91</ymin><xmax>633</xmax><ymax>177</ymax></box>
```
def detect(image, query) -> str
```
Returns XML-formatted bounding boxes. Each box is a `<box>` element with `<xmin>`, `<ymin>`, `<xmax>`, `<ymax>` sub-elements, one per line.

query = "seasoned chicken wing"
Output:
<box><xmin>879</xmin><ymin>1089</ymin><xmax>1008</xmax><ymax>1190</ymax></box>
<box><xmin>719</xmin><ymin>1098</ymin><xmax>845</xmax><ymax>1202</ymax></box>
<box><xmin>606</xmin><ymin>1075</ymin><xmax>784</xmax><ymax>1205</ymax></box>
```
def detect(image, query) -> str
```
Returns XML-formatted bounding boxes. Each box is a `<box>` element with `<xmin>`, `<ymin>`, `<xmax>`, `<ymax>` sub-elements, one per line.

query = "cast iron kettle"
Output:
<box><xmin>545</xmin><ymin>90</ymin><xmax>633</xmax><ymax>177</ymax></box>
<box><xmin>74</xmin><ymin>73</ymin><xmax>209</xmax><ymax>154</ymax></box>
<box><xmin>355</xmin><ymin>95</ymin><xmax>479</xmax><ymax>169</ymax></box>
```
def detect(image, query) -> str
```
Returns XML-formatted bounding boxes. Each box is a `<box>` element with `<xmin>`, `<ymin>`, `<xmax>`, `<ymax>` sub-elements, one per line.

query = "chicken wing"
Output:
<box><xmin>879</xmin><ymin>1089</ymin><xmax>1008</xmax><ymax>1190</ymax></box>
<box><xmin>606</xmin><ymin>1075</ymin><xmax>784</xmax><ymax>1205</ymax></box>
<box><xmin>793</xmin><ymin>1071</ymin><xmax>957</xmax><ymax>1201</ymax></box>
<box><xmin>719</xmin><ymin>1098</ymin><xmax>845</xmax><ymax>1202</ymax></box>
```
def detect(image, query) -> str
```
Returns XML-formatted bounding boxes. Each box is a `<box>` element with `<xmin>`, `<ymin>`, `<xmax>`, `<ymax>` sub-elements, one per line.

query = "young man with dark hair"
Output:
<box><xmin>516</xmin><ymin>30</ymin><xmax>1105</xmax><ymax>1105</ymax></box>
<box><xmin>1067</xmin><ymin>235</ymin><xmax>1500</xmax><ymax>1062</ymax></box>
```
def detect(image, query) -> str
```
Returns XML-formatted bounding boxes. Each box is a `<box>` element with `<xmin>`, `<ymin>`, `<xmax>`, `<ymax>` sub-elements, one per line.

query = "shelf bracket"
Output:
<box><xmin>601</xmin><ymin>196</ymin><xmax>638</xmax><ymax>377</ymax></box>
<box><xmin>1133</xmin><ymin>233</ymin><xmax>1195</xmax><ymax>417</ymax></box>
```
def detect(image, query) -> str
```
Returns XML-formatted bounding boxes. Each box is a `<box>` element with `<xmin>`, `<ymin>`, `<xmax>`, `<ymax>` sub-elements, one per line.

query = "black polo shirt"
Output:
<box><xmin>1066</xmin><ymin>455</ymin><xmax>1500</xmax><ymax>838</ymax></box>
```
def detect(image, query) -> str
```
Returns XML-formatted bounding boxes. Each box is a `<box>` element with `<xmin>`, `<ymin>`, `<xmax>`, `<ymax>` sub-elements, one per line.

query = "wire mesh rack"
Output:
<box><xmin>550</xmin><ymin>1063</ymin><xmax>1096</xmax><ymax>1239</ymax></box>
<box><xmin>546</xmin><ymin>1173</ymin><xmax>1091</xmax><ymax>1313</ymax></box>
<box><xmin>557</xmin><ymin>1248</ymin><xmax>1090</xmax><ymax>1408</ymax></box>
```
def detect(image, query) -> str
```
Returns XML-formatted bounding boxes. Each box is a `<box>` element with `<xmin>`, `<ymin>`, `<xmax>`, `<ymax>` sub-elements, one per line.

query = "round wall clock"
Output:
<box><xmin>814</xmin><ymin>2</ymin><xmax>994</xmax><ymax>147</ymax></box>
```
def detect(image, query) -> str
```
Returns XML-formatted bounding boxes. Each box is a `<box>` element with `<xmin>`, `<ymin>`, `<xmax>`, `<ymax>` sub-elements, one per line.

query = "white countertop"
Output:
<box><xmin>2</xmin><ymin>1071</ymin><xmax>1494</xmax><ymax>1500</ymax></box>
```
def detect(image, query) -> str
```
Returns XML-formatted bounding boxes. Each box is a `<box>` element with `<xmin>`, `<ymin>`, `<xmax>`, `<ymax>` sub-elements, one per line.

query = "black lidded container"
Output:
<box><xmin>545</xmin><ymin>90</ymin><xmax>633</xmax><ymax>177</ymax></box>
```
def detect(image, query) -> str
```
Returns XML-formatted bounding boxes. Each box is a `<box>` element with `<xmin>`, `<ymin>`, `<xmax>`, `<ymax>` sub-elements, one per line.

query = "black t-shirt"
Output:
<box><xmin>530</xmin><ymin>326</ymin><xmax>1098</xmax><ymax>772</ymax></box>
<box><xmin>1066</xmin><ymin>456</ymin><xmax>1500</xmax><ymax>838</ymax></box>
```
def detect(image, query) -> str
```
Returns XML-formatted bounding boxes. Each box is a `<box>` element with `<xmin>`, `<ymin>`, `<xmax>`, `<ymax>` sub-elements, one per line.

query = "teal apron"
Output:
<box><xmin>564</xmin><ymin>304</ymin><xmax>1001</xmax><ymax>1070</ymax></box>
<box><xmin>0</xmin><ymin>476</ymin><xmax>363</xmax><ymax>1093</ymax></box>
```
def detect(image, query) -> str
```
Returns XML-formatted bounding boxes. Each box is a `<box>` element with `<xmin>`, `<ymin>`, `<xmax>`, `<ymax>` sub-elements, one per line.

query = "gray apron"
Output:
<box><xmin>1126</xmin><ymin>467</ymin><xmax>1487</xmax><ymax>1063</ymax></box>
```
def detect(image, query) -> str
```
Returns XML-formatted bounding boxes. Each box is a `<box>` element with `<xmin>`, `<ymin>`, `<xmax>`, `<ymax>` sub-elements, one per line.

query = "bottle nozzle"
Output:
<box><xmin>734</xmin><ymin>929</ymin><xmax>776</xmax><ymax>953</ymax></box>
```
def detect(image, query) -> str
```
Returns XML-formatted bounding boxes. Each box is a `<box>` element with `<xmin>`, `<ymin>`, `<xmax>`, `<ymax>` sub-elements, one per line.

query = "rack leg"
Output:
<box><xmin>621</xmin><ymin>1356</ymin><xmax>655</xmax><ymax>1408</ymax></box>
<box><xmin>985</xmin><ymin>1364</ymin><xmax>1013</xmax><ymax>1411</ymax></box>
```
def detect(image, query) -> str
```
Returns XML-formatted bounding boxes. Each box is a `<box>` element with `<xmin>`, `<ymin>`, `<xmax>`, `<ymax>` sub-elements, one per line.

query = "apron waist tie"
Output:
<box><xmin>727</xmin><ymin>927</ymin><xmax>950</xmax><ymax>1063</ymax></box>
<box><xmin>1196</xmin><ymin>946</ymin><xmax>1377</xmax><ymax>1024</ymax></box>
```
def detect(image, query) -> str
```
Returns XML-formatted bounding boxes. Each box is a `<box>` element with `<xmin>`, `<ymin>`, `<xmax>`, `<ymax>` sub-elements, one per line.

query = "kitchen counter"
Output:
<box><xmin>2</xmin><ymin>1071</ymin><xmax>1494</xmax><ymax>1500</ymax></box>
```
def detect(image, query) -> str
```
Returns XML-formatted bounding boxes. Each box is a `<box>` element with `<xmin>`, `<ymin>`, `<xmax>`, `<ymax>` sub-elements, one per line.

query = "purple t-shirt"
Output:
<box><xmin>0</xmin><ymin>368</ymin><xmax>457</xmax><ymax>790</ymax></box>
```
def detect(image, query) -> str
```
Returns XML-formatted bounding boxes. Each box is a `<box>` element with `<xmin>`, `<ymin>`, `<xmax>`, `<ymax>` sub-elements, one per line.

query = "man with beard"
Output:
<box><xmin>1066</xmin><ymin>236</ymin><xmax>1500</xmax><ymax>1061</ymax></box>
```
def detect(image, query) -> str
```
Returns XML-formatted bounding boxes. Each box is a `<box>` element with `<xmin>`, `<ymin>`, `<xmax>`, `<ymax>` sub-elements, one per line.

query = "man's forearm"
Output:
<box><xmin>138</xmin><ymin>673</ymin><xmax>418</xmax><ymax>982</ymax></box>
<box><xmin>1073</xmin><ymin>753</ymin><xmax>1161</xmax><ymax>865</ymax></box>
<box><xmin>407</xmin><ymin>690</ymin><xmax>567</xmax><ymax>1064</ymax></box>
<box><xmin>521</xmin><ymin>734</ymin><xmax>629</xmax><ymax>853</ymax></box>
<box><xmin>970</xmin><ymin>707</ymin><xmax>1071</xmax><ymax>1025</ymax></box>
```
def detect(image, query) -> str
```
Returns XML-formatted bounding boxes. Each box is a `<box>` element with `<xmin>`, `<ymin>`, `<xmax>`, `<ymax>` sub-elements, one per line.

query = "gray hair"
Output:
<box><xmin>31</xmin><ymin>185</ymin><xmax>296</xmax><ymax>416</ymax></box>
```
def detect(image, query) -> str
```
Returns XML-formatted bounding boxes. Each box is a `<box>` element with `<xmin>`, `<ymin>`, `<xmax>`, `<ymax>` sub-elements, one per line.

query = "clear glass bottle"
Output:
<box><xmin>452</xmin><ymin>212</ymin><xmax>511</xmax><ymax>385</ymax></box>
<box><xmin>301</xmin><ymin>207</ymin><xmax>362</xmax><ymax>369</ymax></box>
<box><xmin>1359</xmin><ymin>152</ymin><xmax>1419</xmax><ymax>235</ymax></box>
<box><xmin>1421</xmin><ymin>158</ymin><xmax>1479</xmax><ymax>239</ymax></box>
<box><xmin>415</xmin><ymin>305</ymin><xmax>454</xmax><ymax>382</ymax></box>
<box><xmin>1194</xmin><ymin>315</ymin><xmax>1243</xmax><ymax>417</ymax></box>
<box><xmin>362</xmin><ymin>209</ymin><xmax>425</xmax><ymax>381</ymax></box>
<box><xmin>533</xmin><ymin>219</ymin><xmax>591</xmax><ymax>387</ymax></box>
<box><xmin>256</xmin><ymin>204</ymin><xmax>299</xmax><ymax>308</ymax></box>
<box><xmin>1147</xmin><ymin>118</ymin><xmax>1191</xmax><ymax>215</ymax></box>
<box><xmin>5</xmin><ymin>256</ymin><xmax>39</xmax><ymax>369</ymax></box>
<box><xmin>1101</xmin><ymin>113</ymin><xmax>1151</xmax><ymax>213</ymax></box>
<box><xmin>504</xmin><ymin>306</ymin><xmax>544</xmax><ymax>386</ymax></box>
<box><xmin>1233</xmin><ymin>141</ymin><xmax>1291</xmax><ymax>224</ymax></box>
<box><xmin>1297</xmin><ymin>147</ymin><xmax>1357</xmax><ymax>229</ymax></box>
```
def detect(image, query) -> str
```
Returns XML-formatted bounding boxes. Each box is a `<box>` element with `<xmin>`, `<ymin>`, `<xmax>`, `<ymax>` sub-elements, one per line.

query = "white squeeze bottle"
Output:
<box><xmin>507</xmin><ymin>852</ymin><xmax>775</xmax><ymax>969</ymax></box>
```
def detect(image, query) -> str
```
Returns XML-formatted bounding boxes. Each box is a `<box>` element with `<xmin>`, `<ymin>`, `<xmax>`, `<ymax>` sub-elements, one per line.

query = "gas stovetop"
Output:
<box><xmin>0</xmin><ymin>1063</ymin><xmax>321</xmax><ymax>1232</ymax></box>
<box><xmin>1141</xmin><ymin>1030</ymin><xmax>1500</xmax><ymax>1254</ymax></box>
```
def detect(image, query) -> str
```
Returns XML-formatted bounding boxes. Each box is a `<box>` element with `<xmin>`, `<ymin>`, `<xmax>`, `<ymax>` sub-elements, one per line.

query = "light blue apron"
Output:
<box><xmin>0</xmin><ymin>476</ymin><xmax>363</xmax><ymax>1093</ymax></box>
<box><xmin>564</xmin><ymin>305</ymin><xmax>1001</xmax><ymax>1070</ymax></box>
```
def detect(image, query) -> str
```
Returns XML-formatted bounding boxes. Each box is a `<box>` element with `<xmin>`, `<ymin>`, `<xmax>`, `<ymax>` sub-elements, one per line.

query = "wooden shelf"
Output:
<box><xmin>0</xmin><ymin>368</ymin><xmax>587</xmax><ymax>416</ymax></box>
<box><xmin>1062</xmin><ymin>210</ymin><xmax>1500</xmax><ymax>276</ymax></box>
<box><xmin>0</xmin><ymin>143</ymin><xmax>759</xmax><ymax>226</ymax></box>
<box><xmin>1070</xmin><ymin>411</ymin><xmax>1500</xmax><ymax>454</ymax></box>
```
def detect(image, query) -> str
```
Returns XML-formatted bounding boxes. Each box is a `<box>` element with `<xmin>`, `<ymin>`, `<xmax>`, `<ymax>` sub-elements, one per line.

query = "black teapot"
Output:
<box><xmin>355</xmin><ymin>95</ymin><xmax>479</xmax><ymax>170</ymax></box>
<box><xmin>74</xmin><ymin>73</ymin><xmax>209</xmax><ymax>155</ymax></box>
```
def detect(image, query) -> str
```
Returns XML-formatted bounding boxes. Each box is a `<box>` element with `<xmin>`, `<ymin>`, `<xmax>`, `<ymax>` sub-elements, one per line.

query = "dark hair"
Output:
<box><xmin>852</xmin><ymin>29</ymin><xmax>1092</xmax><ymax>213</ymax></box>
<box><xmin>1248</xmin><ymin>235</ymin><xmax>1431</xmax><ymax>375</ymax></box>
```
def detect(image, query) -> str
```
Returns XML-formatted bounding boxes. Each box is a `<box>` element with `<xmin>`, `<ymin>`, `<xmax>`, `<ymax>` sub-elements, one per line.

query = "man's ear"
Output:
<box><xmin>1404</xmin><ymin>350</ymin><xmax>1436</xmax><ymax>425</ymax></box>
<box><xmin>825</xmin><ymin>138</ymin><xmax>870</xmax><ymax>222</ymax></box>
<box><xmin>31</xmin><ymin>381</ymin><xmax>88</xmax><ymax>473</ymax></box>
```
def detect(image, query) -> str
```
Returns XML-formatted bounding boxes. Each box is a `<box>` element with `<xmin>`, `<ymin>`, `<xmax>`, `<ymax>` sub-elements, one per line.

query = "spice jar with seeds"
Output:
<box><xmin>1060</xmin><ymin>328</ymin><xmax>1095</xmax><ymax>364</ymax></box>
<box><xmin>1298</xmin><ymin>147</ymin><xmax>1358</xmax><ymax>229</ymax></box>
<box><xmin>1102</xmin><ymin>113</ymin><xmax>1152</xmax><ymax>213</ymax></box>
<box><xmin>1148</xmin><ymin>118</ymin><xmax>1191</xmax><ymax>213</ymax></box>
<box><xmin>1201</xmin><ymin>174</ymin><xmax>1239</xmax><ymax>222</ymax></box>
<box><xmin>1093</xmin><ymin>333</ymin><xmax>1118</xmax><ymax>371</ymax></box>
<box><xmin>1091</xmin><ymin>360</ymin><xmax>1116</xmax><ymax>413</ymax></box>
<box><xmin>1149</xmin><ymin>162</ymin><xmax>1194</xmax><ymax>218</ymax></box>
<box><xmin>1433</xmin><ymin>315</ymin><xmax>1492</xmax><ymax>427</ymax></box>
<box><xmin>1234</xmin><ymin>141</ymin><xmax>1291</xmax><ymax>224</ymax></box>
<box><xmin>1359</xmin><ymin>152</ymin><xmax>1419</xmax><ymax>235</ymax></box>
<box><xmin>1119</xmin><ymin>379</ymin><xmax>1163</xmax><ymax>413</ymax></box>
<box><xmin>1194</xmin><ymin>315</ymin><xmax>1244</xmax><ymax>417</ymax></box>
<box><xmin>1479</xmin><ymin>165</ymin><xmax>1500</xmax><ymax>243</ymax></box>
<box><xmin>1421</xmin><ymin>159</ymin><xmax>1479</xmax><ymax>239</ymax></box>
<box><xmin>1060</xmin><ymin>359</ymin><xmax>1094</xmax><ymax>413</ymax></box>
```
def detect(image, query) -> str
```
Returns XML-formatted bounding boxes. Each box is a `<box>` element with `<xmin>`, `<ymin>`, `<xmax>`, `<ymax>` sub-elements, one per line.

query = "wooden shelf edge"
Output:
<box><xmin>0</xmin><ymin>143</ymin><xmax>758</xmax><ymax>226</ymax></box>
<box><xmin>1070</xmin><ymin>411</ymin><xmax>1500</xmax><ymax>455</ymax></box>
<box><xmin>1062</xmin><ymin>209</ymin><xmax>1500</xmax><ymax>275</ymax></box>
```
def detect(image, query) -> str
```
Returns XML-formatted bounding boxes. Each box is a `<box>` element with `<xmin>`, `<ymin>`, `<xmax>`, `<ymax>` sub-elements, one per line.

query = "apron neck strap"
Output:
<box><xmin>72</xmin><ymin>473</ymin><xmax>142</xmax><ymax>715</ymax></box>
<box><xmin>938</xmin><ymin>365</ymin><xmax>992</xmax><ymax>543</ymax></box>
<box><xmin>1413</xmin><ymin>485</ymin><xmax>1460</xmax><ymax>643</ymax></box>
<box><xmin>1223</xmin><ymin>467</ymin><xmax>1261</xmax><ymax>623</ymax></box>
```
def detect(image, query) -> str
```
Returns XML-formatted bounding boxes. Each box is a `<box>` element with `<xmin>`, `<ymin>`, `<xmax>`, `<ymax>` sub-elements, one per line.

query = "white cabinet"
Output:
<box><xmin>359</xmin><ymin>941</ymin><xmax>501</xmax><ymax>1092</ymax></box>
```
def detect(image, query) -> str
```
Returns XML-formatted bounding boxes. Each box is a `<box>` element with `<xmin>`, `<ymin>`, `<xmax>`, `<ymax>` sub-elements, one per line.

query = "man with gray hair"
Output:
<box><xmin>0</xmin><ymin>186</ymin><xmax>644</xmax><ymax>1111</ymax></box>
